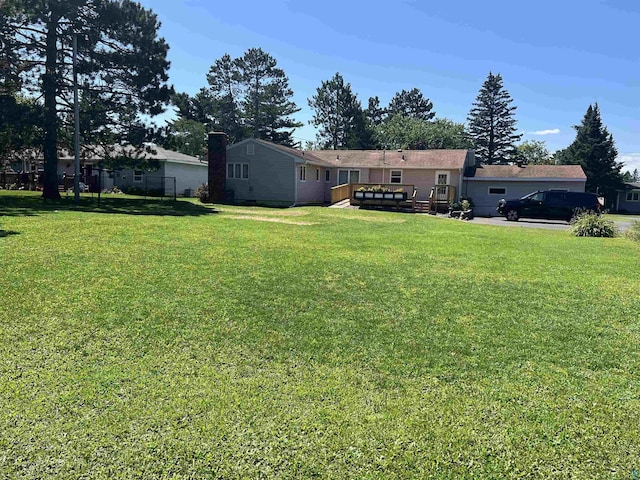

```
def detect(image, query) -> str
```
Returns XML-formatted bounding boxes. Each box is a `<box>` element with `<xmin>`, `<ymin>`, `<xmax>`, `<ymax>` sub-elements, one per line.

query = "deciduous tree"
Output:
<box><xmin>376</xmin><ymin>115</ymin><xmax>471</xmax><ymax>150</ymax></box>
<box><xmin>516</xmin><ymin>140</ymin><xmax>553</xmax><ymax>164</ymax></box>
<box><xmin>467</xmin><ymin>72</ymin><xmax>522</xmax><ymax>164</ymax></box>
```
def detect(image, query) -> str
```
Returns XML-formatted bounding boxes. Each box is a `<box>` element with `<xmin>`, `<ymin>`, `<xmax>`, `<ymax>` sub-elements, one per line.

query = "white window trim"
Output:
<box><xmin>315</xmin><ymin>168</ymin><xmax>320</xmax><ymax>182</ymax></box>
<box><xmin>626</xmin><ymin>191</ymin><xmax>640</xmax><ymax>202</ymax></box>
<box><xmin>390</xmin><ymin>170</ymin><xmax>402</xmax><ymax>184</ymax></box>
<box><xmin>246</xmin><ymin>144</ymin><xmax>255</xmax><ymax>156</ymax></box>
<box><xmin>227</xmin><ymin>163</ymin><xmax>249</xmax><ymax>180</ymax></box>
<box><xmin>299</xmin><ymin>165</ymin><xmax>307</xmax><ymax>182</ymax></box>
<box><xmin>435</xmin><ymin>170</ymin><xmax>450</xmax><ymax>185</ymax></box>
<box><xmin>488</xmin><ymin>186</ymin><xmax>507</xmax><ymax>195</ymax></box>
<box><xmin>338</xmin><ymin>169</ymin><xmax>361</xmax><ymax>185</ymax></box>
<box><xmin>325</xmin><ymin>169</ymin><xmax>331</xmax><ymax>182</ymax></box>
<box><xmin>133</xmin><ymin>170</ymin><xmax>143</xmax><ymax>183</ymax></box>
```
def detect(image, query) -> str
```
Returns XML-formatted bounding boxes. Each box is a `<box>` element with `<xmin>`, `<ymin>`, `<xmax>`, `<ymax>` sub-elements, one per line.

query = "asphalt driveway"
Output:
<box><xmin>463</xmin><ymin>215</ymin><xmax>634</xmax><ymax>232</ymax></box>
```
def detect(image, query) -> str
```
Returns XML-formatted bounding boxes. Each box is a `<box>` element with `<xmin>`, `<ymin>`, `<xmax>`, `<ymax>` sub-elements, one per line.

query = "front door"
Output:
<box><xmin>435</xmin><ymin>171</ymin><xmax>450</xmax><ymax>201</ymax></box>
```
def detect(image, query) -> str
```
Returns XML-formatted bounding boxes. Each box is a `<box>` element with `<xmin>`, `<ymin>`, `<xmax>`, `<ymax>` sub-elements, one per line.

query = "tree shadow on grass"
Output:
<box><xmin>0</xmin><ymin>193</ymin><xmax>219</xmax><ymax>217</ymax></box>
<box><xmin>0</xmin><ymin>230</ymin><xmax>20</xmax><ymax>238</ymax></box>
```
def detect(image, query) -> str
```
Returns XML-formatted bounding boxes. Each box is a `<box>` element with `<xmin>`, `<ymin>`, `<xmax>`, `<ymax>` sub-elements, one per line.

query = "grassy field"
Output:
<box><xmin>1</xmin><ymin>191</ymin><xmax>640</xmax><ymax>478</ymax></box>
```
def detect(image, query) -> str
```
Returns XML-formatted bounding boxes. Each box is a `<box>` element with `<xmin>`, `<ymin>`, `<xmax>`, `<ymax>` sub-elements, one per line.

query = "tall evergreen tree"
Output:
<box><xmin>365</xmin><ymin>96</ymin><xmax>386</xmax><ymax>125</ymax></box>
<box><xmin>202</xmin><ymin>49</ymin><xmax>301</xmax><ymax>146</ymax></box>
<box><xmin>236</xmin><ymin>48</ymin><xmax>302</xmax><ymax>146</ymax></box>
<box><xmin>555</xmin><ymin>104</ymin><xmax>622</xmax><ymax>201</ymax></box>
<box><xmin>467</xmin><ymin>72</ymin><xmax>522</xmax><ymax>164</ymax></box>
<box><xmin>1</xmin><ymin>0</ymin><xmax>172</xmax><ymax>198</ymax></box>
<box><xmin>387</xmin><ymin>88</ymin><xmax>435</xmax><ymax>121</ymax></box>
<box><xmin>308</xmin><ymin>72</ymin><xmax>369</xmax><ymax>150</ymax></box>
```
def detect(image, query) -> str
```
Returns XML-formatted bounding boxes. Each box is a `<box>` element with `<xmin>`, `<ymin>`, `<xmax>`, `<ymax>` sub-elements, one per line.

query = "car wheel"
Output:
<box><xmin>505</xmin><ymin>209</ymin><xmax>519</xmax><ymax>221</ymax></box>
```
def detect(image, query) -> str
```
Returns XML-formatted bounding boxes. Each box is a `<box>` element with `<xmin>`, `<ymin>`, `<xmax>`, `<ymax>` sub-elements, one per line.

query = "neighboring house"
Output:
<box><xmin>463</xmin><ymin>164</ymin><xmax>587</xmax><ymax>216</ymax></box>
<box><xmin>56</xmin><ymin>145</ymin><xmax>207</xmax><ymax>196</ymax></box>
<box><xmin>615</xmin><ymin>182</ymin><xmax>640</xmax><ymax>213</ymax></box>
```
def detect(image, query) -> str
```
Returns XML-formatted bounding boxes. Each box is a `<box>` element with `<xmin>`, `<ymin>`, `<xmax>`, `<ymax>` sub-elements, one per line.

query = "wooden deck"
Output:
<box><xmin>331</xmin><ymin>182</ymin><xmax>456</xmax><ymax>213</ymax></box>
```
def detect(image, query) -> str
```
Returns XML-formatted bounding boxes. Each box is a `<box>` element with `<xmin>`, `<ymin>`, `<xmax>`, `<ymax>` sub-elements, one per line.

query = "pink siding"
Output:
<box><xmin>296</xmin><ymin>165</ymin><xmax>326</xmax><ymax>204</ymax></box>
<box><xmin>393</xmin><ymin>169</ymin><xmax>462</xmax><ymax>200</ymax></box>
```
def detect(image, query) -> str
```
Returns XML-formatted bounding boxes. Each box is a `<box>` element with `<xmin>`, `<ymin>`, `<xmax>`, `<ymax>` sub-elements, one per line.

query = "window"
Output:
<box><xmin>299</xmin><ymin>166</ymin><xmax>306</xmax><ymax>181</ymax></box>
<box><xmin>626</xmin><ymin>191</ymin><xmax>640</xmax><ymax>202</ymax></box>
<box><xmin>325</xmin><ymin>170</ymin><xmax>331</xmax><ymax>182</ymax></box>
<box><xmin>390</xmin><ymin>170</ymin><xmax>402</xmax><ymax>184</ymax></box>
<box><xmin>316</xmin><ymin>169</ymin><xmax>320</xmax><ymax>181</ymax></box>
<box><xmin>338</xmin><ymin>169</ymin><xmax>360</xmax><ymax>185</ymax></box>
<box><xmin>133</xmin><ymin>170</ymin><xmax>143</xmax><ymax>183</ymax></box>
<box><xmin>488</xmin><ymin>187</ymin><xmax>506</xmax><ymax>195</ymax></box>
<box><xmin>227</xmin><ymin>163</ymin><xmax>249</xmax><ymax>179</ymax></box>
<box><xmin>246</xmin><ymin>144</ymin><xmax>255</xmax><ymax>156</ymax></box>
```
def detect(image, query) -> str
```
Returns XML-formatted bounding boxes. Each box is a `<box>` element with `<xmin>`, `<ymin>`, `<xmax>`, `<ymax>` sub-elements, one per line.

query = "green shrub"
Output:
<box><xmin>195</xmin><ymin>183</ymin><xmax>209</xmax><ymax>203</ymax></box>
<box><xmin>570</xmin><ymin>211</ymin><xmax>618</xmax><ymax>237</ymax></box>
<box><xmin>624</xmin><ymin>220</ymin><xmax>640</xmax><ymax>242</ymax></box>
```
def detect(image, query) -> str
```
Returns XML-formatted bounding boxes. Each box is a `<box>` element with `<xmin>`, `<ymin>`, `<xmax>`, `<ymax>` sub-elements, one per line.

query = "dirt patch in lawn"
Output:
<box><xmin>224</xmin><ymin>215</ymin><xmax>316</xmax><ymax>225</ymax></box>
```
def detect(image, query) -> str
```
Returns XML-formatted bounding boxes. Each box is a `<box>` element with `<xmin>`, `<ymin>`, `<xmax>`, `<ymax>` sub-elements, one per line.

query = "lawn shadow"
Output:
<box><xmin>0</xmin><ymin>230</ymin><xmax>20</xmax><ymax>238</ymax></box>
<box><xmin>0</xmin><ymin>193</ymin><xmax>219</xmax><ymax>217</ymax></box>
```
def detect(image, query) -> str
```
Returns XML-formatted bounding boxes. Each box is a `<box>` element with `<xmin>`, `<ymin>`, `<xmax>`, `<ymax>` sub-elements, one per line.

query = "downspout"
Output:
<box><xmin>291</xmin><ymin>157</ymin><xmax>298</xmax><ymax>207</ymax></box>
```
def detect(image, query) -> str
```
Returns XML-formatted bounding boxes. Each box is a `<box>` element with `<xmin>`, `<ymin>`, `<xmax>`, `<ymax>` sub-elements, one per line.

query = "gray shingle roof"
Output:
<box><xmin>470</xmin><ymin>164</ymin><xmax>586</xmax><ymax>179</ymax></box>
<box><xmin>311</xmin><ymin>149</ymin><xmax>470</xmax><ymax>169</ymax></box>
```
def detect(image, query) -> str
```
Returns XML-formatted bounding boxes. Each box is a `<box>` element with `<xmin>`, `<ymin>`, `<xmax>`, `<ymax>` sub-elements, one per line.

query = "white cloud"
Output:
<box><xmin>530</xmin><ymin>129</ymin><xmax>560</xmax><ymax>136</ymax></box>
<box><xmin>619</xmin><ymin>153</ymin><xmax>640</xmax><ymax>173</ymax></box>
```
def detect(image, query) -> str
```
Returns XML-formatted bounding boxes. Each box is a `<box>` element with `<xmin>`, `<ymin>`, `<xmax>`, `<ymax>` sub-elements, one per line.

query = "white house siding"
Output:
<box><xmin>226</xmin><ymin>142</ymin><xmax>296</xmax><ymax>206</ymax></box>
<box><xmin>162</xmin><ymin>161</ymin><xmax>208</xmax><ymax>196</ymax></box>
<box><xmin>464</xmin><ymin>179</ymin><xmax>586</xmax><ymax>216</ymax></box>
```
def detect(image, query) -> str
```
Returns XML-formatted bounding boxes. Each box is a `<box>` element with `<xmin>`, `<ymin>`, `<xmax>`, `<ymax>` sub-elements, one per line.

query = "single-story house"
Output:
<box><xmin>208</xmin><ymin>134</ymin><xmax>589</xmax><ymax>214</ymax></box>
<box><xmin>615</xmin><ymin>182</ymin><xmax>640</xmax><ymax>213</ymax></box>
<box><xmin>219</xmin><ymin>136</ymin><xmax>475</xmax><ymax>206</ymax></box>
<box><xmin>56</xmin><ymin>145</ymin><xmax>207</xmax><ymax>196</ymax></box>
<box><xmin>462</xmin><ymin>164</ymin><xmax>588</xmax><ymax>216</ymax></box>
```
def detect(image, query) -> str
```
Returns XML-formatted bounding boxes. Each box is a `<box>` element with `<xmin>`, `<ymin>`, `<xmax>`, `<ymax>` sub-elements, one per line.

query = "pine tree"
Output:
<box><xmin>203</xmin><ymin>48</ymin><xmax>301</xmax><ymax>146</ymax></box>
<box><xmin>308</xmin><ymin>72</ymin><xmax>369</xmax><ymax>150</ymax></box>
<box><xmin>1</xmin><ymin>0</ymin><xmax>172</xmax><ymax>199</ymax></box>
<box><xmin>387</xmin><ymin>88</ymin><xmax>435</xmax><ymax>121</ymax></box>
<box><xmin>467</xmin><ymin>72</ymin><xmax>522</xmax><ymax>164</ymax></box>
<box><xmin>555</xmin><ymin>104</ymin><xmax>622</xmax><ymax>200</ymax></box>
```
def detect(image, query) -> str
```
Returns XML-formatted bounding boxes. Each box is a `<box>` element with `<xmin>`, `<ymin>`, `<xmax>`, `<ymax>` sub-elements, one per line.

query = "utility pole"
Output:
<box><xmin>73</xmin><ymin>33</ymin><xmax>80</xmax><ymax>203</ymax></box>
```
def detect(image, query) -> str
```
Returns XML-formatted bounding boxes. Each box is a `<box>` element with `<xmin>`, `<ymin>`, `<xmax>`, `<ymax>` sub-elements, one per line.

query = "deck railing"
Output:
<box><xmin>330</xmin><ymin>183</ymin><xmax>352</xmax><ymax>204</ymax></box>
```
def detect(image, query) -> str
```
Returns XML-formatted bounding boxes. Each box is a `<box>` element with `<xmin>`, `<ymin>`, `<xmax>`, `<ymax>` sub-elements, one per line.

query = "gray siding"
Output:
<box><xmin>464</xmin><ymin>179</ymin><xmax>586</xmax><ymax>216</ymax></box>
<box><xmin>616</xmin><ymin>190</ymin><xmax>640</xmax><ymax>213</ymax></box>
<box><xmin>226</xmin><ymin>142</ymin><xmax>296</xmax><ymax>206</ymax></box>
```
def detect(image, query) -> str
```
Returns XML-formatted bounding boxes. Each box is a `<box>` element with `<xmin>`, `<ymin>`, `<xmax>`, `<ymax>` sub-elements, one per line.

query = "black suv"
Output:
<box><xmin>497</xmin><ymin>190</ymin><xmax>601</xmax><ymax>222</ymax></box>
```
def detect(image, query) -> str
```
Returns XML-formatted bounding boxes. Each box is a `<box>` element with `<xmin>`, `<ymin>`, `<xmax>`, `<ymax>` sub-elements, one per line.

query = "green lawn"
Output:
<box><xmin>1</xmin><ymin>191</ymin><xmax>639</xmax><ymax>478</ymax></box>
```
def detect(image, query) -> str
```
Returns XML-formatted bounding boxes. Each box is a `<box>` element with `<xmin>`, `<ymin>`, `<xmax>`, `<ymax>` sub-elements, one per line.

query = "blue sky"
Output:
<box><xmin>139</xmin><ymin>0</ymin><xmax>640</xmax><ymax>172</ymax></box>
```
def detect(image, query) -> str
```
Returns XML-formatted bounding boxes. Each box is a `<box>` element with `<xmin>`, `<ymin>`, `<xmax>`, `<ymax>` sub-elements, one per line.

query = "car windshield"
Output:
<box><xmin>520</xmin><ymin>191</ymin><xmax>544</xmax><ymax>201</ymax></box>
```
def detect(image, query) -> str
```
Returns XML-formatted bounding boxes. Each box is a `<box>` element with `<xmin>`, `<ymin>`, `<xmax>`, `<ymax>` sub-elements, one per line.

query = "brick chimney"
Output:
<box><xmin>207</xmin><ymin>132</ymin><xmax>227</xmax><ymax>202</ymax></box>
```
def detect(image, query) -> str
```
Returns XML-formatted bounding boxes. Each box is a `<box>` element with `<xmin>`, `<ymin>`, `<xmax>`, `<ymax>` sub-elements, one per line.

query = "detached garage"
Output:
<box><xmin>462</xmin><ymin>164</ymin><xmax>587</xmax><ymax>216</ymax></box>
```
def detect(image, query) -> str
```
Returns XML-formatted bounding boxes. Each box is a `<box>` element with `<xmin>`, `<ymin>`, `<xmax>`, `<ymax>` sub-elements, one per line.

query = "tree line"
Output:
<box><xmin>0</xmin><ymin>0</ymin><xmax>627</xmax><ymax>200</ymax></box>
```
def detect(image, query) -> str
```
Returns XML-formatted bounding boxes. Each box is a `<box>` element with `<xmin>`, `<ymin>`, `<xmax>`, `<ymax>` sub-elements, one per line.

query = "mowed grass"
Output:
<box><xmin>1</xmin><ymin>191</ymin><xmax>640</xmax><ymax>479</ymax></box>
